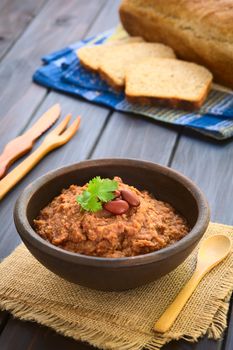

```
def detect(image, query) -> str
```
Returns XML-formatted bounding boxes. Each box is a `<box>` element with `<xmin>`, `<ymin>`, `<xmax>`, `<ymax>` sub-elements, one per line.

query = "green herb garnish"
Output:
<box><xmin>77</xmin><ymin>176</ymin><xmax>118</xmax><ymax>212</ymax></box>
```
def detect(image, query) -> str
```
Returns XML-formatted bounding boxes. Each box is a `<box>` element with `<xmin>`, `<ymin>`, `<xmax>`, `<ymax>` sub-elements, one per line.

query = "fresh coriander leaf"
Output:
<box><xmin>78</xmin><ymin>190</ymin><xmax>91</xmax><ymax>203</ymax></box>
<box><xmin>77</xmin><ymin>190</ymin><xmax>91</xmax><ymax>210</ymax></box>
<box><xmin>86</xmin><ymin>197</ymin><xmax>102</xmax><ymax>212</ymax></box>
<box><xmin>87</xmin><ymin>176</ymin><xmax>102</xmax><ymax>196</ymax></box>
<box><xmin>88</xmin><ymin>177</ymin><xmax>118</xmax><ymax>202</ymax></box>
<box><xmin>77</xmin><ymin>190</ymin><xmax>102</xmax><ymax>212</ymax></box>
<box><xmin>98</xmin><ymin>191</ymin><xmax>115</xmax><ymax>203</ymax></box>
<box><xmin>76</xmin><ymin>177</ymin><xmax>118</xmax><ymax>212</ymax></box>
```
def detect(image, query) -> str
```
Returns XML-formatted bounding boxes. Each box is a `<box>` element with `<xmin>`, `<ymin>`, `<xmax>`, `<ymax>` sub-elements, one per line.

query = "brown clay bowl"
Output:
<box><xmin>14</xmin><ymin>159</ymin><xmax>210</xmax><ymax>291</ymax></box>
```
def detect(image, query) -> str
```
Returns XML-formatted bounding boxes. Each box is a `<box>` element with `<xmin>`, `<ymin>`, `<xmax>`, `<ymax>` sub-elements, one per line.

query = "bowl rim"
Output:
<box><xmin>14</xmin><ymin>158</ymin><xmax>210</xmax><ymax>268</ymax></box>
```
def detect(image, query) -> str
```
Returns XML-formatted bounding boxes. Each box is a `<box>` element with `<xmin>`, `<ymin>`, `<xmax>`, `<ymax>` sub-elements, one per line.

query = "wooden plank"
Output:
<box><xmin>170</xmin><ymin>130</ymin><xmax>233</xmax><ymax>225</ymax></box>
<box><xmin>0</xmin><ymin>315</ymin><xmax>222</xmax><ymax>350</ymax></box>
<box><xmin>163</xmin><ymin>338</ymin><xmax>221</xmax><ymax>350</ymax></box>
<box><xmin>0</xmin><ymin>317</ymin><xmax>92</xmax><ymax>350</ymax></box>
<box><xmin>0</xmin><ymin>312</ymin><xmax>9</xmax><ymax>334</ymax></box>
<box><xmin>84</xmin><ymin>0</ymin><xmax>121</xmax><ymax>36</ymax></box>
<box><xmin>0</xmin><ymin>0</ymin><xmax>47</xmax><ymax>61</ymax></box>
<box><xmin>0</xmin><ymin>0</ymin><xmax>106</xmax><ymax>153</ymax></box>
<box><xmin>92</xmin><ymin>111</ymin><xmax>179</xmax><ymax>164</ymax></box>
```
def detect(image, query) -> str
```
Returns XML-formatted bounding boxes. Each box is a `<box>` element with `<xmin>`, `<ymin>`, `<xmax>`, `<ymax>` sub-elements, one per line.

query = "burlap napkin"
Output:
<box><xmin>0</xmin><ymin>222</ymin><xmax>232</xmax><ymax>350</ymax></box>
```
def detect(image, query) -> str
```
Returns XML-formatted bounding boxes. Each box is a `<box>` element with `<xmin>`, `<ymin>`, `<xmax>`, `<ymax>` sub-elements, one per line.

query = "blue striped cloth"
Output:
<box><xmin>33</xmin><ymin>28</ymin><xmax>233</xmax><ymax>140</ymax></box>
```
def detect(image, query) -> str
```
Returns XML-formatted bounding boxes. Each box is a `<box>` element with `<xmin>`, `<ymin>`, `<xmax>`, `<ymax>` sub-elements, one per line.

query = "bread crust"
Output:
<box><xmin>120</xmin><ymin>0</ymin><xmax>233</xmax><ymax>89</ymax></box>
<box><xmin>126</xmin><ymin>80</ymin><xmax>212</xmax><ymax>110</ymax></box>
<box><xmin>78</xmin><ymin>58</ymin><xmax>96</xmax><ymax>72</ymax></box>
<box><xmin>98</xmin><ymin>68</ymin><xmax>124</xmax><ymax>92</ymax></box>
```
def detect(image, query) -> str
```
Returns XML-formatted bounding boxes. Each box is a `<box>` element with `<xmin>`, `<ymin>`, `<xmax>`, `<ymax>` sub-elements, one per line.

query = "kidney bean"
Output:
<box><xmin>104</xmin><ymin>199</ymin><xmax>129</xmax><ymax>215</ymax></box>
<box><xmin>121</xmin><ymin>189</ymin><xmax>140</xmax><ymax>207</ymax></box>
<box><xmin>114</xmin><ymin>190</ymin><xmax>121</xmax><ymax>198</ymax></box>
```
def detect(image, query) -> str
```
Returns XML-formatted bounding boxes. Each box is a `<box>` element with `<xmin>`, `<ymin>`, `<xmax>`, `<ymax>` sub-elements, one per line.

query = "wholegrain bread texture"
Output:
<box><xmin>125</xmin><ymin>58</ymin><xmax>213</xmax><ymax>109</ymax></box>
<box><xmin>77</xmin><ymin>37</ymin><xmax>144</xmax><ymax>71</ymax></box>
<box><xmin>98</xmin><ymin>43</ymin><xmax>176</xmax><ymax>90</ymax></box>
<box><xmin>120</xmin><ymin>0</ymin><xmax>233</xmax><ymax>89</ymax></box>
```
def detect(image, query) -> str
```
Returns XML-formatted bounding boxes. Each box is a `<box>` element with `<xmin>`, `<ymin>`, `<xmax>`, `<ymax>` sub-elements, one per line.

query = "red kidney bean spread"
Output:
<box><xmin>34</xmin><ymin>177</ymin><xmax>189</xmax><ymax>257</ymax></box>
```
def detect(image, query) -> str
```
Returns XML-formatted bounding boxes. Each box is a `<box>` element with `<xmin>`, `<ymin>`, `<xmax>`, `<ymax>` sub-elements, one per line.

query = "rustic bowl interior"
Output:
<box><xmin>26</xmin><ymin>163</ymin><xmax>198</xmax><ymax>230</ymax></box>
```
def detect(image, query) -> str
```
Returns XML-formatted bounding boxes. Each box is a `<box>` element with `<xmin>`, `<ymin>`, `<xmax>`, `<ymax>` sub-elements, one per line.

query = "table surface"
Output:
<box><xmin>0</xmin><ymin>1</ymin><xmax>233</xmax><ymax>349</ymax></box>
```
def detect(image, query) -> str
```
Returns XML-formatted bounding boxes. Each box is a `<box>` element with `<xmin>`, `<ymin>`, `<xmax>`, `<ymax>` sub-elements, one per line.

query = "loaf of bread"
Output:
<box><xmin>120</xmin><ymin>0</ymin><xmax>233</xmax><ymax>89</ymax></box>
<box><xmin>125</xmin><ymin>58</ymin><xmax>213</xmax><ymax>109</ymax></box>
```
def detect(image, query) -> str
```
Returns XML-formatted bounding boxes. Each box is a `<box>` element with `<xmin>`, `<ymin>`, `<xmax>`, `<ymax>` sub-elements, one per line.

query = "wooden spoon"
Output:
<box><xmin>154</xmin><ymin>234</ymin><xmax>232</xmax><ymax>333</ymax></box>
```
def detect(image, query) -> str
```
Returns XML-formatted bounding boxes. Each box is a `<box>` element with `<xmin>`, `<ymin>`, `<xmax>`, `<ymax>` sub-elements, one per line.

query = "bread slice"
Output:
<box><xmin>125</xmin><ymin>58</ymin><xmax>213</xmax><ymax>109</ymax></box>
<box><xmin>77</xmin><ymin>37</ymin><xmax>144</xmax><ymax>71</ymax></box>
<box><xmin>98</xmin><ymin>43</ymin><xmax>176</xmax><ymax>90</ymax></box>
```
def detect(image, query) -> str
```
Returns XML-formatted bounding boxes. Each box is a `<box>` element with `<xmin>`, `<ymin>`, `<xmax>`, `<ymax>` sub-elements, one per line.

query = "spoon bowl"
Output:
<box><xmin>197</xmin><ymin>234</ymin><xmax>232</xmax><ymax>270</ymax></box>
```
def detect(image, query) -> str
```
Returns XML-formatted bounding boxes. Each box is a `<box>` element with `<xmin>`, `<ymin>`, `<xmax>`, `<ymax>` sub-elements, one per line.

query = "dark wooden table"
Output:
<box><xmin>0</xmin><ymin>1</ymin><xmax>233</xmax><ymax>349</ymax></box>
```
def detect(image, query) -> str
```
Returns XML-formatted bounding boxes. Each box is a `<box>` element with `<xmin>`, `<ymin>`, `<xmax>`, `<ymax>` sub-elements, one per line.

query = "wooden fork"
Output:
<box><xmin>0</xmin><ymin>115</ymin><xmax>81</xmax><ymax>200</ymax></box>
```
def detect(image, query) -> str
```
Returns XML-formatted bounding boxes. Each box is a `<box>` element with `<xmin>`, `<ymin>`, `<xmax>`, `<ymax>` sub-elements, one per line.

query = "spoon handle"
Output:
<box><xmin>154</xmin><ymin>269</ymin><xmax>204</xmax><ymax>333</ymax></box>
<box><xmin>0</xmin><ymin>143</ymin><xmax>49</xmax><ymax>200</ymax></box>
